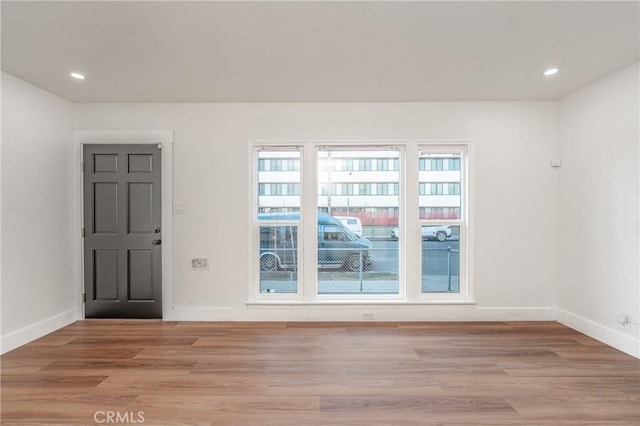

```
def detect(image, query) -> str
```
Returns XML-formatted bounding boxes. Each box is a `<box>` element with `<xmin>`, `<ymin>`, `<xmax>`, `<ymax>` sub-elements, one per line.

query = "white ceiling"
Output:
<box><xmin>2</xmin><ymin>1</ymin><xmax>638</xmax><ymax>103</ymax></box>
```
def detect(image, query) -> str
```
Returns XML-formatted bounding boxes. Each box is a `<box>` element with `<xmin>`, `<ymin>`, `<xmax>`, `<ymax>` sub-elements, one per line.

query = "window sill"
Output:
<box><xmin>246</xmin><ymin>299</ymin><xmax>477</xmax><ymax>306</ymax></box>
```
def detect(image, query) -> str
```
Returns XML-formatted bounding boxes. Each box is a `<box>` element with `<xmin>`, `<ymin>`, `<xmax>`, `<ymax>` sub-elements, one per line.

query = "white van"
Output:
<box><xmin>334</xmin><ymin>216</ymin><xmax>363</xmax><ymax>237</ymax></box>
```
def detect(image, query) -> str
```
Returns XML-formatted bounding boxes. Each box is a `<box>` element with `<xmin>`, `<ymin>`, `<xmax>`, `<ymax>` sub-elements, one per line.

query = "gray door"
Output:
<box><xmin>83</xmin><ymin>144</ymin><xmax>162</xmax><ymax>318</ymax></box>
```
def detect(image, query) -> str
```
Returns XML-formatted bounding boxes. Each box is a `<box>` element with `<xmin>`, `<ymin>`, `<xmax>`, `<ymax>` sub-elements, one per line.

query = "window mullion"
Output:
<box><xmin>301</xmin><ymin>144</ymin><xmax>316</xmax><ymax>302</ymax></box>
<box><xmin>404</xmin><ymin>143</ymin><xmax>421</xmax><ymax>300</ymax></box>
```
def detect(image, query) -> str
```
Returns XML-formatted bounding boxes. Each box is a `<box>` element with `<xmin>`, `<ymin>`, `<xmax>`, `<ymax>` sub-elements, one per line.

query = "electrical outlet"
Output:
<box><xmin>617</xmin><ymin>312</ymin><xmax>630</xmax><ymax>331</ymax></box>
<box><xmin>173</xmin><ymin>203</ymin><xmax>185</xmax><ymax>214</ymax></box>
<box><xmin>191</xmin><ymin>257</ymin><xmax>209</xmax><ymax>270</ymax></box>
<box><xmin>362</xmin><ymin>312</ymin><xmax>375</xmax><ymax>320</ymax></box>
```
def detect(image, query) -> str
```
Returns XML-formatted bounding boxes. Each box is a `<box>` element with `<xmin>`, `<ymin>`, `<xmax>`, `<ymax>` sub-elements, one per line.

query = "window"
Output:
<box><xmin>419</xmin><ymin>147</ymin><xmax>466</xmax><ymax>297</ymax></box>
<box><xmin>319</xmin><ymin>183</ymin><xmax>338</xmax><ymax>196</ymax></box>
<box><xmin>340</xmin><ymin>183</ymin><xmax>355</xmax><ymax>195</ymax></box>
<box><xmin>419</xmin><ymin>157</ymin><xmax>460</xmax><ymax>171</ymax></box>
<box><xmin>317</xmin><ymin>149</ymin><xmax>400</xmax><ymax>295</ymax></box>
<box><xmin>358</xmin><ymin>159</ymin><xmax>372</xmax><ymax>171</ymax></box>
<box><xmin>257</xmin><ymin>149</ymin><xmax>301</xmax><ymax>294</ymax></box>
<box><xmin>340</xmin><ymin>159</ymin><xmax>354</xmax><ymax>171</ymax></box>
<box><xmin>375</xmin><ymin>158</ymin><xmax>399</xmax><ymax>171</ymax></box>
<box><xmin>252</xmin><ymin>142</ymin><xmax>469</xmax><ymax>303</ymax></box>
<box><xmin>259</xmin><ymin>158</ymin><xmax>301</xmax><ymax>172</ymax></box>
<box><xmin>358</xmin><ymin>183</ymin><xmax>372</xmax><ymax>195</ymax></box>
<box><xmin>419</xmin><ymin>182</ymin><xmax>460</xmax><ymax>195</ymax></box>
<box><xmin>258</xmin><ymin>183</ymin><xmax>301</xmax><ymax>197</ymax></box>
<box><xmin>374</xmin><ymin>183</ymin><xmax>399</xmax><ymax>195</ymax></box>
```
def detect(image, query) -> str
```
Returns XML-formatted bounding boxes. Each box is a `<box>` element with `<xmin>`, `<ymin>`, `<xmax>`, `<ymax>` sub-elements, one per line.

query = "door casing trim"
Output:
<box><xmin>74</xmin><ymin>131</ymin><xmax>174</xmax><ymax>320</ymax></box>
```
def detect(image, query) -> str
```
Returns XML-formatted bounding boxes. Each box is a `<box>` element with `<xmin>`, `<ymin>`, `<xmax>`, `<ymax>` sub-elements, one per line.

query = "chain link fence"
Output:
<box><xmin>259</xmin><ymin>246</ymin><xmax>460</xmax><ymax>295</ymax></box>
<box><xmin>422</xmin><ymin>247</ymin><xmax>459</xmax><ymax>293</ymax></box>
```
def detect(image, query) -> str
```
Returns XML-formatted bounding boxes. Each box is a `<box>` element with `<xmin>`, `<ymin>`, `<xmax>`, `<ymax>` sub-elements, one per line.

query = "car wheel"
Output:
<box><xmin>260</xmin><ymin>254</ymin><xmax>279</xmax><ymax>271</ymax></box>
<box><xmin>345</xmin><ymin>254</ymin><xmax>364</xmax><ymax>272</ymax></box>
<box><xmin>436</xmin><ymin>231</ymin><xmax>447</xmax><ymax>242</ymax></box>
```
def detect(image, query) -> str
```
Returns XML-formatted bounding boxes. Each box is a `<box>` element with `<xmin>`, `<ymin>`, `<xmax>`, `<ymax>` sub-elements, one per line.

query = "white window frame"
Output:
<box><xmin>248</xmin><ymin>140</ymin><xmax>472</xmax><ymax>304</ymax></box>
<box><xmin>250</xmin><ymin>144</ymin><xmax>305</xmax><ymax>301</ymax></box>
<box><xmin>314</xmin><ymin>144</ymin><xmax>405</xmax><ymax>301</ymax></box>
<box><xmin>416</xmin><ymin>143</ymin><xmax>471</xmax><ymax>302</ymax></box>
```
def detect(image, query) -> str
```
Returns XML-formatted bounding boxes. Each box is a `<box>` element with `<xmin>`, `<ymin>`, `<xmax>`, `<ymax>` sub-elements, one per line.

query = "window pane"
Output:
<box><xmin>418</xmin><ymin>152</ymin><xmax>462</xmax><ymax>219</ymax></box>
<box><xmin>317</xmin><ymin>149</ymin><xmax>400</xmax><ymax>295</ymax></box>
<box><xmin>421</xmin><ymin>225</ymin><xmax>460</xmax><ymax>293</ymax></box>
<box><xmin>259</xmin><ymin>225</ymin><xmax>298</xmax><ymax>293</ymax></box>
<box><xmin>257</xmin><ymin>150</ymin><xmax>301</xmax><ymax>214</ymax></box>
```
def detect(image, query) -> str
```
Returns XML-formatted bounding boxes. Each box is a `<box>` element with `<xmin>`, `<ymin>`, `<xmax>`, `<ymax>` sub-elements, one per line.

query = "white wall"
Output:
<box><xmin>557</xmin><ymin>63</ymin><xmax>640</xmax><ymax>357</ymax></box>
<box><xmin>74</xmin><ymin>101</ymin><xmax>558</xmax><ymax>321</ymax></box>
<box><xmin>3</xmin><ymin>67</ymin><xmax>637</xmax><ymax>354</ymax></box>
<box><xmin>1</xmin><ymin>73</ymin><xmax>76</xmax><ymax>353</ymax></box>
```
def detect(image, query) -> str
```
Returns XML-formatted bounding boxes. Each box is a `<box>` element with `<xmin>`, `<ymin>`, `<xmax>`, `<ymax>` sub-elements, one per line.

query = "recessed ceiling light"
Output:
<box><xmin>70</xmin><ymin>72</ymin><xmax>85</xmax><ymax>80</ymax></box>
<box><xmin>543</xmin><ymin>68</ymin><xmax>559</xmax><ymax>76</ymax></box>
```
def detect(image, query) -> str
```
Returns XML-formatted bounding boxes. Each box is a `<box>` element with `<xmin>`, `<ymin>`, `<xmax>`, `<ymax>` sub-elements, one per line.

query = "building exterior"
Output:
<box><xmin>257</xmin><ymin>149</ymin><xmax>461</xmax><ymax>230</ymax></box>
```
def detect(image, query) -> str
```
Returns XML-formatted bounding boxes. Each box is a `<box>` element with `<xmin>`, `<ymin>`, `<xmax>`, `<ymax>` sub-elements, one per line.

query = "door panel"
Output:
<box><xmin>93</xmin><ymin>250</ymin><xmax>119</xmax><ymax>301</ymax></box>
<box><xmin>83</xmin><ymin>144</ymin><xmax>162</xmax><ymax>318</ymax></box>
<box><xmin>93</xmin><ymin>183</ymin><xmax>119</xmax><ymax>233</ymax></box>
<box><xmin>128</xmin><ymin>154</ymin><xmax>153</xmax><ymax>173</ymax></box>
<box><xmin>93</xmin><ymin>154</ymin><xmax>118</xmax><ymax>173</ymax></box>
<box><xmin>128</xmin><ymin>250</ymin><xmax>154</xmax><ymax>300</ymax></box>
<box><xmin>128</xmin><ymin>183</ymin><xmax>153</xmax><ymax>233</ymax></box>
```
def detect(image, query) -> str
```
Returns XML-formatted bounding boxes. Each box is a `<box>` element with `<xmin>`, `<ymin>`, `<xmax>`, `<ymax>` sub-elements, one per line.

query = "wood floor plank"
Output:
<box><xmin>1</xmin><ymin>321</ymin><xmax>638</xmax><ymax>425</ymax></box>
<box><xmin>129</xmin><ymin>394</ymin><xmax>320</xmax><ymax>423</ymax></box>
<box><xmin>266</xmin><ymin>374</ymin><xmax>442</xmax><ymax>396</ymax></box>
<box><xmin>318</xmin><ymin>395</ymin><xmax>518</xmax><ymax>422</ymax></box>
<box><xmin>191</xmin><ymin>360</ymin><xmax>347</xmax><ymax>377</ymax></box>
<box><xmin>508</xmin><ymin>394</ymin><xmax>640</xmax><ymax>421</ymax></box>
<box><xmin>2</xmin><ymin>346</ymin><xmax>144</xmax><ymax>361</ymax></box>
<box><xmin>552</xmin><ymin>345</ymin><xmax>639</xmax><ymax>362</ymax></box>
<box><xmin>93</xmin><ymin>374</ymin><xmax>269</xmax><ymax>396</ymax></box>
<box><xmin>134</xmin><ymin>347</ymin><xmax>279</xmax><ymax>362</ymax></box>
<box><xmin>67</xmin><ymin>336</ymin><xmax>198</xmax><ymax>347</ymax></box>
<box><xmin>1</xmin><ymin>393</ymin><xmax>136</xmax><ymax>423</ymax></box>
<box><xmin>501</xmin><ymin>361</ymin><xmax>640</xmax><ymax>377</ymax></box>
<box><xmin>39</xmin><ymin>359</ymin><xmax>198</xmax><ymax>376</ymax></box>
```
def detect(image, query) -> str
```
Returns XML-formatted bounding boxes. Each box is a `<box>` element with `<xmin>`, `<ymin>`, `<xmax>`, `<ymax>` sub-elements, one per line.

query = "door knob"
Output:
<box><xmin>152</xmin><ymin>239</ymin><xmax>162</xmax><ymax>245</ymax></box>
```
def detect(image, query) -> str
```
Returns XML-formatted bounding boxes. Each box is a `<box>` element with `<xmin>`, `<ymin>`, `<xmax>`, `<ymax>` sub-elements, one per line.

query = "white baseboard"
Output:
<box><xmin>557</xmin><ymin>309</ymin><xmax>640</xmax><ymax>359</ymax></box>
<box><xmin>166</xmin><ymin>305</ymin><xmax>556</xmax><ymax>322</ymax></box>
<box><xmin>0</xmin><ymin>309</ymin><xmax>77</xmax><ymax>354</ymax></box>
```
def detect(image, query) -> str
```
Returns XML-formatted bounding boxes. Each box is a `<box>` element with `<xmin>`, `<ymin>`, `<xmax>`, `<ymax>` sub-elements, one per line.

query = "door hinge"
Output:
<box><xmin>82</xmin><ymin>293</ymin><xmax>86</xmax><ymax>303</ymax></box>
<box><xmin>81</xmin><ymin>228</ymin><xmax>85</xmax><ymax>238</ymax></box>
<box><xmin>81</xmin><ymin>162</ymin><xmax>85</xmax><ymax>172</ymax></box>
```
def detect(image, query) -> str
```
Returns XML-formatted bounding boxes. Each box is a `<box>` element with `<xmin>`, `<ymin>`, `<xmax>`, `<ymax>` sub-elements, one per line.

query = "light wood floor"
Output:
<box><xmin>1</xmin><ymin>321</ymin><xmax>638</xmax><ymax>425</ymax></box>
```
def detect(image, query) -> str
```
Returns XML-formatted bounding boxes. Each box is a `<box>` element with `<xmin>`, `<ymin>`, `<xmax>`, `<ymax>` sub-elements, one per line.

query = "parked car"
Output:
<box><xmin>334</xmin><ymin>216</ymin><xmax>363</xmax><ymax>237</ymax></box>
<box><xmin>390</xmin><ymin>225</ymin><xmax>452</xmax><ymax>242</ymax></box>
<box><xmin>258</xmin><ymin>212</ymin><xmax>373</xmax><ymax>272</ymax></box>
